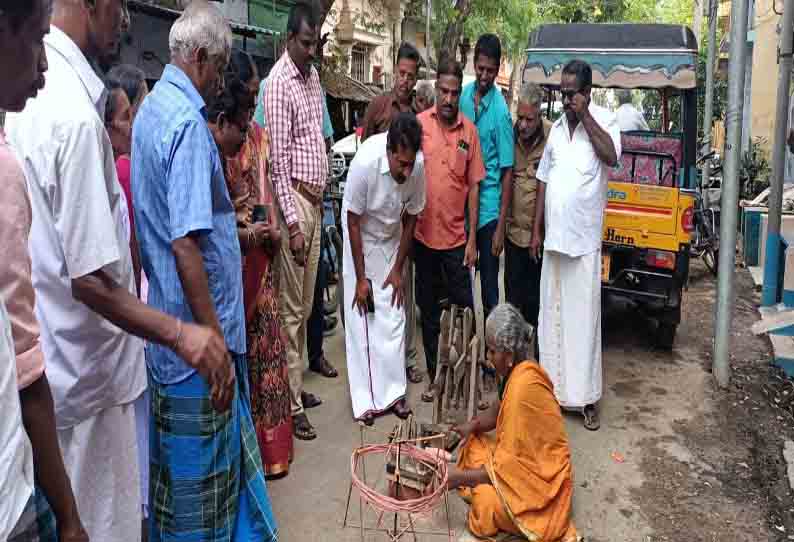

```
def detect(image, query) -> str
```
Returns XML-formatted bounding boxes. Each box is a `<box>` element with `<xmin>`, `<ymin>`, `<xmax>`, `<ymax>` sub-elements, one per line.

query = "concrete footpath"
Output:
<box><xmin>265</xmin><ymin>264</ymin><xmax>774</xmax><ymax>541</ymax></box>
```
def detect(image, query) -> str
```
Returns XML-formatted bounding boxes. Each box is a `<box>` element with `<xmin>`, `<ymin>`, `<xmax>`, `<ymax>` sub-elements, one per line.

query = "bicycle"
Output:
<box><xmin>319</xmin><ymin>151</ymin><xmax>347</xmax><ymax>325</ymax></box>
<box><xmin>690</xmin><ymin>149</ymin><xmax>722</xmax><ymax>276</ymax></box>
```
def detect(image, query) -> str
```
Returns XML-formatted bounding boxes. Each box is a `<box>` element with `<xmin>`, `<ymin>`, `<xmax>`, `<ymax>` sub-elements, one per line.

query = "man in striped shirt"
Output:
<box><xmin>264</xmin><ymin>2</ymin><xmax>331</xmax><ymax>441</ymax></box>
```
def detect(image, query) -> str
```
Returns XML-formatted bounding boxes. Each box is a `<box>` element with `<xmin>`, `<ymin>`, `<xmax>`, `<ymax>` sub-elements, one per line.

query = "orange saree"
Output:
<box><xmin>457</xmin><ymin>362</ymin><xmax>578</xmax><ymax>541</ymax></box>
<box><xmin>226</xmin><ymin>122</ymin><xmax>293</xmax><ymax>477</ymax></box>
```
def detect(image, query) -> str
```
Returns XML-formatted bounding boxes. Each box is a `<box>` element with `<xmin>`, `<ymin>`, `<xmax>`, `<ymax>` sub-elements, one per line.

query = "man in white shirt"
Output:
<box><xmin>532</xmin><ymin>60</ymin><xmax>621</xmax><ymax>431</ymax></box>
<box><xmin>6</xmin><ymin>1</ymin><xmax>232</xmax><ymax>540</ymax></box>
<box><xmin>0</xmin><ymin>2</ymin><xmax>87</xmax><ymax>541</ymax></box>
<box><xmin>343</xmin><ymin>113</ymin><xmax>426</xmax><ymax>424</ymax></box>
<box><xmin>615</xmin><ymin>89</ymin><xmax>649</xmax><ymax>132</ymax></box>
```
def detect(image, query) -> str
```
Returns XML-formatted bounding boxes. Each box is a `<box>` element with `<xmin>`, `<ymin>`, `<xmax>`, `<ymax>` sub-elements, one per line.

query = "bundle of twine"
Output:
<box><xmin>350</xmin><ymin>443</ymin><xmax>449</xmax><ymax>515</ymax></box>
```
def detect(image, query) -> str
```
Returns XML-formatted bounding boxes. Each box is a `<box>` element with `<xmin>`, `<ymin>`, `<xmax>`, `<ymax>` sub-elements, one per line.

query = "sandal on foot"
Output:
<box><xmin>292</xmin><ymin>413</ymin><xmax>317</xmax><ymax>440</ymax></box>
<box><xmin>421</xmin><ymin>387</ymin><xmax>435</xmax><ymax>403</ymax></box>
<box><xmin>301</xmin><ymin>391</ymin><xmax>322</xmax><ymax>409</ymax></box>
<box><xmin>406</xmin><ymin>366</ymin><xmax>424</xmax><ymax>384</ymax></box>
<box><xmin>392</xmin><ymin>399</ymin><xmax>412</xmax><ymax>419</ymax></box>
<box><xmin>583</xmin><ymin>404</ymin><xmax>600</xmax><ymax>431</ymax></box>
<box><xmin>309</xmin><ymin>357</ymin><xmax>338</xmax><ymax>378</ymax></box>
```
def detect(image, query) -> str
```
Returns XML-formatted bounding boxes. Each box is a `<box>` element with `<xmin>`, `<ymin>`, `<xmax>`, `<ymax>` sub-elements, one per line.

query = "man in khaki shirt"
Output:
<box><xmin>505</xmin><ymin>83</ymin><xmax>550</xmax><ymax>327</ymax></box>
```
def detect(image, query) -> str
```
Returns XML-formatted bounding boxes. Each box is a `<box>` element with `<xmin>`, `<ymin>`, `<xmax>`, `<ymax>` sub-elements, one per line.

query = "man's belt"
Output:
<box><xmin>291</xmin><ymin>179</ymin><xmax>323</xmax><ymax>207</ymax></box>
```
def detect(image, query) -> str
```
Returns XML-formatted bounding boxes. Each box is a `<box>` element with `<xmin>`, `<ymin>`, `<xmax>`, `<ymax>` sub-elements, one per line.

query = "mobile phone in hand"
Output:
<box><xmin>366</xmin><ymin>279</ymin><xmax>375</xmax><ymax>313</ymax></box>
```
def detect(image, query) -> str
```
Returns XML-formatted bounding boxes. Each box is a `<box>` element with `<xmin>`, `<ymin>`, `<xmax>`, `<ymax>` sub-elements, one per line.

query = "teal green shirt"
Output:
<box><xmin>460</xmin><ymin>82</ymin><xmax>514</xmax><ymax>229</ymax></box>
<box><xmin>254</xmin><ymin>78</ymin><xmax>333</xmax><ymax>140</ymax></box>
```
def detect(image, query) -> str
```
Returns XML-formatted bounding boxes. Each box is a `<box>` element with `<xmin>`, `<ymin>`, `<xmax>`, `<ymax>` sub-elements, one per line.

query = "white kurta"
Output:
<box><xmin>536</xmin><ymin>105</ymin><xmax>621</xmax><ymax>408</ymax></box>
<box><xmin>342</xmin><ymin>133</ymin><xmax>426</xmax><ymax>419</ymax></box>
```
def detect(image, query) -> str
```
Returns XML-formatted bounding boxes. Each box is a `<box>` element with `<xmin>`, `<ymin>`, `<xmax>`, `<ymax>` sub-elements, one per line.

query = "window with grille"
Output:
<box><xmin>351</xmin><ymin>45</ymin><xmax>369</xmax><ymax>83</ymax></box>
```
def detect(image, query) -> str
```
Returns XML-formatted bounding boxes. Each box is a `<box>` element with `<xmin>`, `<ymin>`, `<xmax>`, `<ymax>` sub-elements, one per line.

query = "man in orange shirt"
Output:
<box><xmin>415</xmin><ymin>58</ymin><xmax>486</xmax><ymax>399</ymax></box>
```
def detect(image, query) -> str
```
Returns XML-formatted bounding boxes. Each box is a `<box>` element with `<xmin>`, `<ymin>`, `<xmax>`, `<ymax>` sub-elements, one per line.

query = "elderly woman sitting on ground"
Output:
<box><xmin>447</xmin><ymin>303</ymin><xmax>579</xmax><ymax>541</ymax></box>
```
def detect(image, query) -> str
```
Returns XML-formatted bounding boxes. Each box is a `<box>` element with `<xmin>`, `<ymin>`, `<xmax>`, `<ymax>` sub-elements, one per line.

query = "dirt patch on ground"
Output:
<box><xmin>625</xmin><ymin>262</ymin><xmax>794</xmax><ymax>541</ymax></box>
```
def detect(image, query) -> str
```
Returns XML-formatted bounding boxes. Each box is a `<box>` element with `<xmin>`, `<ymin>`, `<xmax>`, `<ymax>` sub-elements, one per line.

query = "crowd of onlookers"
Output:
<box><xmin>0</xmin><ymin>0</ymin><xmax>623</xmax><ymax>540</ymax></box>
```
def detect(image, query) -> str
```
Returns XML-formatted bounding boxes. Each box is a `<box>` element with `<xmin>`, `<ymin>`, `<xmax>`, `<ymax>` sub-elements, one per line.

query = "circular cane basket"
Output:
<box><xmin>350</xmin><ymin>444</ymin><xmax>449</xmax><ymax>515</ymax></box>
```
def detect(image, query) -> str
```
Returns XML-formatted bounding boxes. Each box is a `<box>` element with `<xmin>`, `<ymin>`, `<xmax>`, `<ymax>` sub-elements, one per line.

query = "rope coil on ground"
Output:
<box><xmin>350</xmin><ymin>443</ymin><xmax>449</xmax><ymax>515</ymax></box>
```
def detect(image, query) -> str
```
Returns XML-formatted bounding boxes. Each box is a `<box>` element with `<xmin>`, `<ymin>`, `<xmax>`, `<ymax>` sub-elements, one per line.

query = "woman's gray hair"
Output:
<box><xmin>416</xmin><ymin>81</ymin><xmax>435</xmax><ymax>105</ymax></box>
<box><xmin>517</xmin><ymin>83</ymin><xmax>544</xmax><ymax>109</ymax></box>
<box><xmin>484</xmin><ymin>304</ymin><xmax>534</xmax><ymax>361</ymax></box>
<box><xmin>169</xmin><ymin>0</ymin><xmax>232</xmax><ymax>64</ymax></box>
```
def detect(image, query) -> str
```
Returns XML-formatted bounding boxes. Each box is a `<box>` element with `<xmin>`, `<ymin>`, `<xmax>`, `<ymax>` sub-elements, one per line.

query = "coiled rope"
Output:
<box><xmin>350</xmin><ymin>443</ymin><xmax>449</xmax><ymax>515</ymax></box>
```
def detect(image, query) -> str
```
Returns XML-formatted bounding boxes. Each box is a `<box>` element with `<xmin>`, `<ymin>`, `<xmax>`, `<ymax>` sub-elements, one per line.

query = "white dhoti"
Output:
<box><xmin>342</xmin><ymin>237</ymin><xmax>407</xmax><ymax>420</ymax></box>
<box><xmin>58</xmin><ymin>403</ymin><xmax>142</xmax><ymax>542</ymax></box>
<box><xmin>538</xmin><ymin>249</ymin><xmax>602</xmax><ymax>409</ymax></box>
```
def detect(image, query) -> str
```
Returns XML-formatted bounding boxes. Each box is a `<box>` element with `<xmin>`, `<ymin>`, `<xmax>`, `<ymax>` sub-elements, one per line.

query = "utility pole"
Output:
<box><xmin>761</xmin><ymin>0</ymin><xmax>794</xmax><ymax>307</ymax></box>
<box><xmin>693</xmin><ymin>0</ymin><xmax>704</xmax><ymax>47</ymax></box>
<box><xmin>702</xmin><ymin>0</ymin><xmax>718</xmax><ymax>185</ymax></box>
<box><xmin>714</xmin><ymin>0</ymin><xmax>751</xmax><ymax>388</ymax></box>
<box><xmin>426</xmin><ymin>0</ymin><xmax>432</xmax><ymax>64</ymax></box>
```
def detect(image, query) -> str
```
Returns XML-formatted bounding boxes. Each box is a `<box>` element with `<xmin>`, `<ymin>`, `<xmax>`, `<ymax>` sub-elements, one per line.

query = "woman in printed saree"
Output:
<box><xmin>219</xmin><ymin>49</ymin><xmax>294</xmax><ymax>478</ymax></box>
<box><xmin>448</xmin><ymin>304</ymin><xmax>578</xmax><ymax>541</ymax></box>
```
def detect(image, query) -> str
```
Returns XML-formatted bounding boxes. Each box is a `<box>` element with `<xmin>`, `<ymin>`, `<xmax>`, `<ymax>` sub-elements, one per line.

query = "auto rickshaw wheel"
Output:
<box><xmin>656</xmin><ymin>321</ymin><xmax>678</xmax><ymax>350</ymax></box>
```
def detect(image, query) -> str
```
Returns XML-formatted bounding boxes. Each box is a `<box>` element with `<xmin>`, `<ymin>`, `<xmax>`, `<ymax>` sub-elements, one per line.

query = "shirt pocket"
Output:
<box><xmin>511</xmin><ymin>174</ymin><xmax>537</xmax><ymax>227</ymax></box>
<box><xmin>453</xmin><ymin>147</ymin><xmax>468</xmax><ymax>180</ymax></box>
<box><xmin>574</xmin><ymin>140</ymin><xmax>599</xmax><ymax>177</ymax></box>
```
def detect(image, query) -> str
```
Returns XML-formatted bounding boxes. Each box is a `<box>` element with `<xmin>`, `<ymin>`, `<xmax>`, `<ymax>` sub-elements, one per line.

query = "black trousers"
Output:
<box><xmin>504</xmin><ymin>238</ymin><xmax>542</xmax><ymax>328</ymax></box>
<box><xmin>414</xmin><ymin>240</ymin><xmax>474</xmax><ymax>380</ymax></box>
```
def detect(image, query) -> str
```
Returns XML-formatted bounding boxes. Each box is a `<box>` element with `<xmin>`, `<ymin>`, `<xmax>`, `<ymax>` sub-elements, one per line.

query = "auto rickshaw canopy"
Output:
<box><xmin>523</xmin><ymin>23</ymin><xmax>699</xmax><ymax>90</ymax></box>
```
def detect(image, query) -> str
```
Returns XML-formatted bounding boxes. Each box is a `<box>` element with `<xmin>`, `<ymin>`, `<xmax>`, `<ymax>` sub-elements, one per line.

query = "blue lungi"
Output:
<box><xmin>8</xmin><ymin>488</ymin><xmax>57</xmax><ymax>542</ymax></box>
<box><xmin>148</xmin><ymin>354</ymin><xmax>278</xmax><ymax>542</ymax></box>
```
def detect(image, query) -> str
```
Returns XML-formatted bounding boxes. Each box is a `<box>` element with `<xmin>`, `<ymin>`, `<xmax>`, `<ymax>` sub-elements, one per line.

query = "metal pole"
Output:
<box><xmin>714</xmin><ymin>0</ymin><xmax>751</xmax><ymax>388</ymax></box>
<box><xmin>701</xmin><ymin>0</ymin><xmax>718</xmax><ymax>182</ymax></box>
<box><xmin>426</xmin><ymin>0</ymin><xmax>432</xmax><ymax>64</ymax></box>
<box><xmin>761</xmin><ymin>0</ymin><xmax>794</xmax><ymax>306</ymax></box>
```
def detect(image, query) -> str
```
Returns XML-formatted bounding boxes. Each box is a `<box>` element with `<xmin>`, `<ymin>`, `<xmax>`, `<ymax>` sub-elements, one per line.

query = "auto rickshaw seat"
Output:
<box><xmin>609</xmin><ymin>130</ymin><xmax>683</xmax><ymax>188</ymax></box>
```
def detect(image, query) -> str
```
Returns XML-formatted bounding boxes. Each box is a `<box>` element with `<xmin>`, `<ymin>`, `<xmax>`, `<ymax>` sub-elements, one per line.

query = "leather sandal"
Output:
<box><xmin>292</xmin><ymin>413</ymin><xmax>317</xmax><ymax>440</ymax></box>
<box><xmin>301</xmin><ymin>391</ymin><xmax>322</xmax><ymax>409</ymax></box>
<box><xmin>583</xmin><ymin>404</ymin><xmax>600</xmax><ymax>431</ymax></box>
<box><xmin>309</xmin><ymin>357</ymin><xmax>338</xmax><ymax>378</ymax></box>
<box><xmin>406</xmin><ymin>366</ymin><xmax>424</xmax><ymax>384</ymax></box>
<box><xmin>392</xmin><ymin>399</ymin><xmax>412</xmax><ymax>420</ymax></box>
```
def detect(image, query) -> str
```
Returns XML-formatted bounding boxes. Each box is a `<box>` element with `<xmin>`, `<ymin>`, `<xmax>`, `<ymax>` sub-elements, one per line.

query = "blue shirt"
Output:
<box><xmin>131</xmin><ymin>65</ymin><xmax>246</xmax><ymax>384</ymax></box>
<box><xmin>460</xmin><ymin>82</ymin><xmax>515</xmax><ymax>229</ymax></box>
<box><xmin>255</xmin><ymin>78</ymin><xmax>334</xmax><ymax>140</ymax></box>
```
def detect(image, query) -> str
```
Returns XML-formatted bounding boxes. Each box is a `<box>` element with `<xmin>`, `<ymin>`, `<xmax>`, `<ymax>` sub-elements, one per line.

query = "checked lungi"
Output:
<box><xmin>148</xmin><ymin>353</ymin><xmax>278</xmax><ymax>542</ymax></box>
<box><xmin>7</xmin><ymin>489</ymin><xmax>57</xmax><ymax>542</ymax></box>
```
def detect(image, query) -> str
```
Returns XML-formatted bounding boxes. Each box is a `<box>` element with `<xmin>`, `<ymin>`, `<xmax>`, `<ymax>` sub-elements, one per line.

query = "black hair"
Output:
<box><xmin>229</xmin><ymin>48</ymin><xmax>258</xmax><ymax>85</ymax></box>
<box><xmin>396</xmin><ymin>42</ymin><xmax>421</xmax><ymax>68</ymax></box>
<box><xmin>106</xmin><ymin>64</ymin><xmax>147</xmax><ymax>108</ymax></box>
<box><xmin>474</xmin><ymin>33</ymin><xmax>501</xmax><ymax>65</ymax></box>
<box><xmin>103</xmin><ymin>77</ymin><xmax>125</xmax><ymax>125</ymax></box>
<box><xmin>206</xmin><ymin>73</ymin><xmax>251</xmax><ymax>125</ymax></box>
<box><xmin>436</xmin><ymin>56</ymin><xmax>463</xmax><ymax>85</ymax></box>
<box><xmin>287</xmin><ymin>2</ymin><xmax>317</xmax><ymax>36</ymax></box>
<box><xmin>386</xmin><ymin>112</ymin><xmax>422</xmax><ymax>155</ymax></box>
<box><xmin>562</xmin><ymin>59</ymin><xmax>592</xmax><ymax>90</ymax></box>
<box><xmin>0</xmin><ymin>0</ymin><xmax>47</xmax><ymax>31</ymax></box>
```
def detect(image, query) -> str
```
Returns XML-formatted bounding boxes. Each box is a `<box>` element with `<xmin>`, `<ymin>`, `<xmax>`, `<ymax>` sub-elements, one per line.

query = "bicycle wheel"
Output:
<box><xmin>332</xmin><ymin>228</ymin><xmax>345</xmax><ymax>328</ymax></box>
<box><xmin>703</xmin><ymin>247</ymin><xmax>718</xmax><ymax>276</ymax></box>
<box><xmin>321</xmin><ymin>228</ymin><xmax>340</xmax><ymax>315</ymax></box>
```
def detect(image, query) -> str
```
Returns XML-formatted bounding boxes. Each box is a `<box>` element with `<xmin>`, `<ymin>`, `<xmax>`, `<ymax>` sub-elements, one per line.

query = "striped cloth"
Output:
<box><xmin>148</xmin><ymin>354</ymin><xmax>278</xmax><ymax>542</ymax></box>
<box><xmin>7</xmin><ymin>489</ymin><xmax>57</xmax><ymax>542</ymax></box>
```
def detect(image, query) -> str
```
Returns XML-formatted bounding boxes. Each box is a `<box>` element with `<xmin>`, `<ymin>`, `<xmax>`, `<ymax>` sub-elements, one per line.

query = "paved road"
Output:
<box><xmin>265</xmin><ymin>268</ymin><xmax>739</xmax><ymax>541</ymax></box>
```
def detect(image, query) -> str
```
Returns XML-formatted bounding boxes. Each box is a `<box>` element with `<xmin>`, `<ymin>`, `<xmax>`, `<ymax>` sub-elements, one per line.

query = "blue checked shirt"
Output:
<box><xmin>131</xmin><ymin>65</ymin><xmax>245</xmax><ymax>384</ymax></box>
